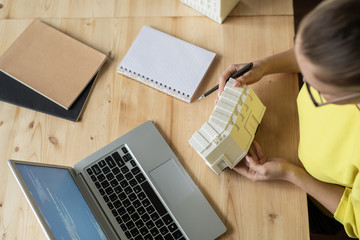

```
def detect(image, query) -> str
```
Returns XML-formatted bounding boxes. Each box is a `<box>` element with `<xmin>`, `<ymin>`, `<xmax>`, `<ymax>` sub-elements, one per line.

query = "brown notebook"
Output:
<box><xmin>0</xmin><ymin>20</ymin><xmax>107</xmax><ymax>110</ymax></box>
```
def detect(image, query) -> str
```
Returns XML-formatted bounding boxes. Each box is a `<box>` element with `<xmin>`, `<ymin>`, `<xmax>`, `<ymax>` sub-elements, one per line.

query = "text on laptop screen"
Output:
<box><xmin>16</xmin><ymin>164</ymin><xmax>107</xmax><ymax>240</ymax></box>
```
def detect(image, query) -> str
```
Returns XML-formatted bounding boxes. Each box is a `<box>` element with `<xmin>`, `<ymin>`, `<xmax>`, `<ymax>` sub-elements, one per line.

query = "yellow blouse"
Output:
<box><xmin>297</xmin><ymin>85</ymin><xmax>360</xmax><ymax>238</ymax></box>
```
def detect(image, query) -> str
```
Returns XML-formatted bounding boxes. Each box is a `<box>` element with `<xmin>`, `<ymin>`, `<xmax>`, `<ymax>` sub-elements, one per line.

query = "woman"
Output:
<box><xmin>218</xmin><ymin>0</ymin><xmax>360</xmax><ymax>238</ymax></box>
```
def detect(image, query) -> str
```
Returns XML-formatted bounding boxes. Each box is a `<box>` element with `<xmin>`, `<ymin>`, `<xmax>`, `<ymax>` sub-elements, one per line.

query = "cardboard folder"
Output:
<box><xmin>0</xmin><ymin>20</ymin><xmax>107</xmax><ymax>110</ymax></box>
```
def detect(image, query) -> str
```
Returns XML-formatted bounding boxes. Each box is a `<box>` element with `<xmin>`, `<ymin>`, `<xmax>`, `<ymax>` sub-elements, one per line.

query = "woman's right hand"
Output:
<box><xmin>217</xmin><ymin>60</ymin><xmax>266</xmax><ymax>102</ymax></box>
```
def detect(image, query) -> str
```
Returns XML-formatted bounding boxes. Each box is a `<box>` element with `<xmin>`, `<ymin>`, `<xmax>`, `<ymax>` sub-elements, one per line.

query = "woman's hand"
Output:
<box><xmin>233</xmin><ymin>141</ymin><xmax>294</xmax><ymax>182</ymax></box>
<box><xmin>217</xmin><ymin>60</ymin><xmax>266</xmax><ymax>102</ymax></box>
<box><xmin>234</xmin><ymin>141</ymin><xmax>345</xmax><ymax>216</ymax></box>
<box><xmin>217</xmin><ymin>49</ymin><xmax>301</xmax><ymax>103</ymax></box>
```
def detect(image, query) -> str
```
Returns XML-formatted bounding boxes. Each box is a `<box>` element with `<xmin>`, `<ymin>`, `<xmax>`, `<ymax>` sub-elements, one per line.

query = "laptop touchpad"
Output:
<box><xmin>149</xmin><ymin>159</ymin><xmax>194</xmax><ymax>205</ymax></box>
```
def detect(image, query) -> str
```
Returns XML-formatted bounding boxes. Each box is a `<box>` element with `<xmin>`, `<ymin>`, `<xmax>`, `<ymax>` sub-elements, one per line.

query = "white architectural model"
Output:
<box><xmin>181</xmin><ymin>0</ymin><xmax>240</xmax><ymax>24</ymax></box>
<box><xmin>189</xmin><ymin>78</ymin><xmax>266</xmax><ymax>175</ymax></box>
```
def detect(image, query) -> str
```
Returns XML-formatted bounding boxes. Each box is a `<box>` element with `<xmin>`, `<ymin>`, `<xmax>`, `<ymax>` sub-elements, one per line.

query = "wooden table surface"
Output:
<box><xmin>0</xmin><ymin>1</ymin><xmax>309</xmax><ymax>239</ymax></box>
<box><xmin>0</xmin><ymin>0</ymin><xmax>293</xmax><ymax>18</ymax></box>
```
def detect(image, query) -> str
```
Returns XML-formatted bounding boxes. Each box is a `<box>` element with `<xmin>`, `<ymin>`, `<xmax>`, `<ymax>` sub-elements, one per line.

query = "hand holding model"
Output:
<box><xmin>218</xmin><ymin>61</ymin><xmax>266</xmax><ymax>97</ymax></box>
<box><xmin>233</xmin><ymin>141</ymin><xmax>293</xmax><ymax>182</ymax></box>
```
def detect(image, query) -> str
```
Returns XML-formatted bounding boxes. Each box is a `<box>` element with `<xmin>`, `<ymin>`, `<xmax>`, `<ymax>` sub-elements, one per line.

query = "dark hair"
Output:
<box><xmin>298</xmin><ymin>0</ymin><xmax>360</xmax><ymax>88</ymax></box>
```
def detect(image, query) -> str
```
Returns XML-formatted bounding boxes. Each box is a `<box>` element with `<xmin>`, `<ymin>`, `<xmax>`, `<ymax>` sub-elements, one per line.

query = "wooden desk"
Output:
<box><xmin>0</xmin><ymin>1</ymin><xmax>309</xmax><ymax>239</ymax></box>
<box><xmin>0</xmin><ymin>0</ymin><xmax>293</xmax><ymax>18</ymax></box>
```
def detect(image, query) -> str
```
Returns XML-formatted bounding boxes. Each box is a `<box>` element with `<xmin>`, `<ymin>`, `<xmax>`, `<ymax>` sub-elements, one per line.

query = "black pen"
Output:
<box><xmin>197</xmin><ymin>62</ymin><xmax>253</xmax><ymax>101</ymax></box>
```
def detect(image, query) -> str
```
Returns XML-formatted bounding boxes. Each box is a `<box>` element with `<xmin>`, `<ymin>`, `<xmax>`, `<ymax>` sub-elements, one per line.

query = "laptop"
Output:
<box><xmin>8</xmin><ymin>121</ymin><xmax>226</xmax><ymax>240</ymax></box>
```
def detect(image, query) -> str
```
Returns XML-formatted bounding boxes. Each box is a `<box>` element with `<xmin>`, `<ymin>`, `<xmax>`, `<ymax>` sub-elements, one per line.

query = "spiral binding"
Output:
<box><xmin>118</xmin><ymin>66</ymin><xmax>191</xmax><ymax>102</ymax></box>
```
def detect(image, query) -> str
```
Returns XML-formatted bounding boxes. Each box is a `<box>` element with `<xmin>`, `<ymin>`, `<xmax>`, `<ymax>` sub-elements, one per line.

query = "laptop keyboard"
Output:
<box><xmin>86</xmin><ymin>146</ymin><xmax>185</xmax><ymax>240</ymax></box>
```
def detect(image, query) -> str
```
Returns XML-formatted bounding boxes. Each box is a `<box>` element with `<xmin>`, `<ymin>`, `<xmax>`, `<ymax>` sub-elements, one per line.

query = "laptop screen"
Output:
<box><xmin>16</xmin><ymin>163</ymin><xmax>107</xmax><ymax>240</ymax></box>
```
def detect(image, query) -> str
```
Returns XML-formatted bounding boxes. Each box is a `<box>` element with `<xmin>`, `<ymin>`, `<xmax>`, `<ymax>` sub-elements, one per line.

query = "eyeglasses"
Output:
<box><xmin>305</xmin><ymin>81</ymin><xmax>360</xmax><ymax>107</ymax></box>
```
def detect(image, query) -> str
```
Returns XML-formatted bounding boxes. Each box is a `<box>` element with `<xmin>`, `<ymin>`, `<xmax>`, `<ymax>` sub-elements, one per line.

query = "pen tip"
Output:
<box><xmin>197</xmin><ymin>95</ymin><xmax>204</xmax><ymax>101</ymax></box>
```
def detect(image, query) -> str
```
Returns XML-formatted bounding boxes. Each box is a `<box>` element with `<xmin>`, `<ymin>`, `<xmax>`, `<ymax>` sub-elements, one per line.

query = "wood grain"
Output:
<box><xmin>0</xmin><ymin>0</ymin><xmax>293</xmax><ymax>19</ymax></box>
<box><xmin>0</xmin><ymin>9</ymin><xmax>308</xmax><ymax>240</ymax></box>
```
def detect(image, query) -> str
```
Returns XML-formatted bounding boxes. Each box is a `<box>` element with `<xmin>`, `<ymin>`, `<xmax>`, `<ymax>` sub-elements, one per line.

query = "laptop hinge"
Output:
<box><xmin>75</xmin><ymin>172</ymin><xmax>121</xmax><ymax>240</ymax></box>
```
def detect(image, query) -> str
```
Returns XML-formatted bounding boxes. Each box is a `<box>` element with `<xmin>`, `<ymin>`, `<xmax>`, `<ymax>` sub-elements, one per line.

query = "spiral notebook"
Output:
<box><xmin>117</xmin><ymin>26</ymin><xmax>216</xmax><ymax>103</ymax></box>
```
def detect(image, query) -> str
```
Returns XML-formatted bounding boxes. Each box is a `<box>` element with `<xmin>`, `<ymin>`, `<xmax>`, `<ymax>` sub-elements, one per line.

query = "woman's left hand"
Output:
<box><xmin>234</xmin><ymin>141</ymin><xmax>345</xmax><ymax>217</ymax></box>
<box><xmin>233</xmin><ymin>141</ymin><xmax>294</xmax><ymax>182</ymax></box>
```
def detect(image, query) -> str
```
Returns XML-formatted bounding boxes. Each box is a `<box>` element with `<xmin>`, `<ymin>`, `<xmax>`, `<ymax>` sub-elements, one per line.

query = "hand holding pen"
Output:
<box><xmin>198</xmin><ymin>62</ymin><xmax>254</xmax><ymax>101</ymax></box>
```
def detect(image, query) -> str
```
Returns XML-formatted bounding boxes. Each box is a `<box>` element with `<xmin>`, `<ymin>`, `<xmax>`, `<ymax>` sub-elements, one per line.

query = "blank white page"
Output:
<box><xmin>117</xmin><ymin>26</ymin><xmax>216</xmax><ymax>102</ymax></box>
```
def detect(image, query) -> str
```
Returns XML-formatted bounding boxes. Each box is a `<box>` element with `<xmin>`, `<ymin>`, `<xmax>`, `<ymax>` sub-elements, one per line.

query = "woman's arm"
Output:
<box><xmin>218</xmin><ymin>48</ymin><xmax>301</xmax><ymax>97</ymax></box>
<box><xmin>282</xmin><ymin>162</ymin><xmax>343</xmax><ymax>214</ymax></box>
<box><xmin>259</xmin><ymin>48</ymin><xmax>301</xmax><ymax>76</ymax></box>
<box><xmin>235</xmin><ymin>141</ymin><xmax>343</xmax><ymax>214</ymax></box>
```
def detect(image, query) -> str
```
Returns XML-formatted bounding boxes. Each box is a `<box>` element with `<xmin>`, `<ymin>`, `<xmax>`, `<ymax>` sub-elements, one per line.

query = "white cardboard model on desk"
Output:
<box><xmin>189</xmin><ymin>78</ymin><xmax>266</xmax><ymax>175</ymax></box>
<box><xmin>181</xmin><ymin>0</ymin><xmax>240</xmax><ymax>24</ymax></box>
